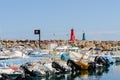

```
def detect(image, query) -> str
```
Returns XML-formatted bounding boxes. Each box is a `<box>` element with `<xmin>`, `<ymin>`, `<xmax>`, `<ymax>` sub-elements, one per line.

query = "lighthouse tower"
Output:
<box><xmin>70</xmin><ymin>28</ymin><xmax>75</xmax><ymax>42</ymax></box>
<box><xmin>82</xmin><ymin>32</ymin><xmax>86</xmax><ymax>40</ymax></box>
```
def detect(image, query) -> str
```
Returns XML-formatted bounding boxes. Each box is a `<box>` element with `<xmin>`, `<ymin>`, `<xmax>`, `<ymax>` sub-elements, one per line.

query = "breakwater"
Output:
<box><xmin>1</xmin><ymin>40</ymin><xmax>120</xmax><ymax>50</ymax></box>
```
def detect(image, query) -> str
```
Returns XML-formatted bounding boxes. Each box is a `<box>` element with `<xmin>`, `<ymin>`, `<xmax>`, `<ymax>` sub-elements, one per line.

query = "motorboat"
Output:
<box><xmin>0</xmin><ymin>62</ymin><xmax>21</xmax><ymax>74</ymax></box>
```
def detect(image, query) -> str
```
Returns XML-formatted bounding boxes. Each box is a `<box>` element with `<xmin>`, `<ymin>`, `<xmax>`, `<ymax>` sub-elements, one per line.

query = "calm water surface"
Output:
<box><xmin>0</xmin><ymin>57</ymin><xmax>120</xmax><ymax>80</ymax></box>
<box><xmin>45</xmin><ymin>62</ymin><xmax>120</xmax><ymax>80</ymax></box>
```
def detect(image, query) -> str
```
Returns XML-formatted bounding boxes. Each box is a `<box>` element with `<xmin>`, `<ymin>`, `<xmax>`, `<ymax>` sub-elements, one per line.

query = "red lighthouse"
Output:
<box><xmin>70</xmin><ymin>28</ymin><xmax>75</xmax><ymax>42</ymax></box>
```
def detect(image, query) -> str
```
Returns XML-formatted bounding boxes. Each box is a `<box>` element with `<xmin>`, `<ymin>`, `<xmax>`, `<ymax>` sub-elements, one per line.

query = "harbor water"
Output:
<box><xmin>0</xmin><ymin>56</ymin><xmax>120</xmax><ymax>80</ymax></box>
<box><xmin>47</xmin><ymin>62</ymin><xmax>120</xmax><ymax>80</ymax></box>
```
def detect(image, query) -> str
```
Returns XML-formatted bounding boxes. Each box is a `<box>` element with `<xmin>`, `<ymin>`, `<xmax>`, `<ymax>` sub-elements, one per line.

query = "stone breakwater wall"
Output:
<box><xmin>1</xmin><ymin>40</ymin><xmax>120</xmax><ymax>50</ymax></box>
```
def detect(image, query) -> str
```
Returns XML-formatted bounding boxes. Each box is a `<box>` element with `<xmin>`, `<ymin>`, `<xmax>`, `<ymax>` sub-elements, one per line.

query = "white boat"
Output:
<box><xmin>0</xmin><ymin>62</ymin><xmax>21</xmax><ymax>74</ymax></box>
<box><xmin>28</xmin><ymin>49</ymin><xmax>50</xmax><ymax>57</ymax></box>
<box><xmin>0</xmin><ymin>48</ymin><xmax>29</xmax><ymax>59</ymax></box>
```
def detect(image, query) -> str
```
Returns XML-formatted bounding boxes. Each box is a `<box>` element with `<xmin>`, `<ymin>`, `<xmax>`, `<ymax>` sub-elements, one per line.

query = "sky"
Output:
<box><xmin>0</xmin><ymin>0</ymin><xmax>120</xmax><ymax>40</ymax></box>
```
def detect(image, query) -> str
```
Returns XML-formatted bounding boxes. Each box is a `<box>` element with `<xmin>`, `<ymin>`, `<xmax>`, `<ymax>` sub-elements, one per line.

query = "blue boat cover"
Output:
<box><xmin>60</xmin><ymin>52</ymin><xmax>70</xmax><ymax>60</ymax></box>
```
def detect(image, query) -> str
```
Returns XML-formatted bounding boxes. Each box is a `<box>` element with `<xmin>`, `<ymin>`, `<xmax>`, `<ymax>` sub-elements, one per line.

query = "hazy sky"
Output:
<box><xmin>0</xmin><ymin>0</ymin><xmax>120</xmax><ymax>40</ymax></box>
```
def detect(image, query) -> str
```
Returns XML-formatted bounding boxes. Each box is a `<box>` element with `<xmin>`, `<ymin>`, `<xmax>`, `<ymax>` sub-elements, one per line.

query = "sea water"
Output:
<box><xmin>0</xmin><ymin>54</ymin><xmax>47</xmax><ymax>64</ymax></box>
<box><xmin>0</xmin><ymin>56</ymin><xmax>120</xmax><ymax>80</ymax></box>
<box><xmin>47</xmin><ymin>62</ymin><xmax>120</xmax><ymax>80</ymax></box>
